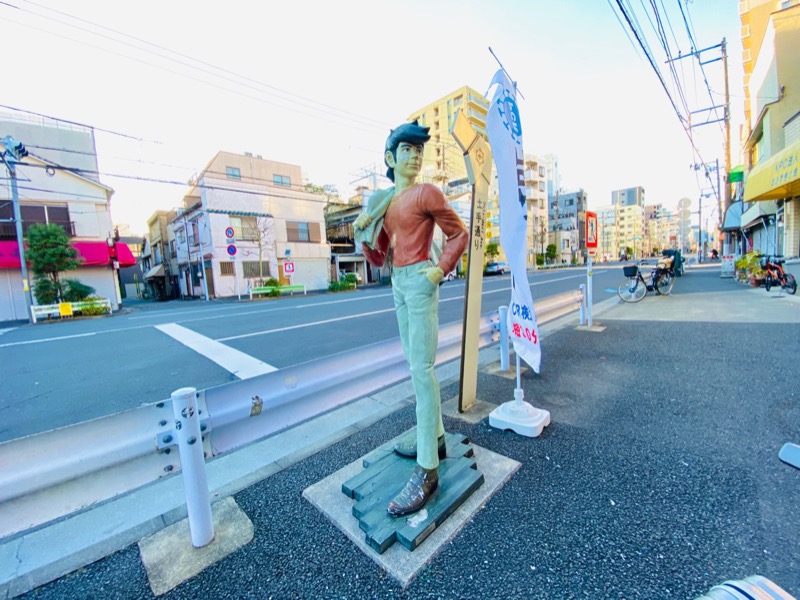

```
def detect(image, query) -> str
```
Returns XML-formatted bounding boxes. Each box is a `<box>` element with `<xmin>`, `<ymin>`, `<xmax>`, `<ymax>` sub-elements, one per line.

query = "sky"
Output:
<box><xmin>1</xmin><ymin>0</ymin><xmax>744</xmax><ymax>235</ymax></box>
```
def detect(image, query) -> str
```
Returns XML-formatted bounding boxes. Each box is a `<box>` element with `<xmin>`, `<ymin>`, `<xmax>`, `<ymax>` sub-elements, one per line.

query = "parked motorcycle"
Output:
<box><xmin>763</xmin><ymin>256</ymin><xmax>797</xmax><ymax>295</ymax></box>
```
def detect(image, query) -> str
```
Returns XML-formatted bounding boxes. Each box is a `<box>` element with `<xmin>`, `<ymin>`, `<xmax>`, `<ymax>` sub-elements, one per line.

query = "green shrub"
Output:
<box><xmin>33</xmin><ymin>276</ymin><xmax>60</xmax><ymax>304</ymax></box>
<box><xmin>77</xmin><ymin>296</ymin><xmax>108</xmax><ymax>316</ymax></box>
<box><xmin>536</xmin><ymin>255</ymin><xmax>545</xmax><ymax>266</ymax></box>
<box><xmin>62</xmin><ymin>279</ymin><xmax>95</xmax><ymax>302</ymax></box>
<box><xmin>329</xmin><ymin>279</ymin><xmax>356</xmax><ymax>292</ymax></box>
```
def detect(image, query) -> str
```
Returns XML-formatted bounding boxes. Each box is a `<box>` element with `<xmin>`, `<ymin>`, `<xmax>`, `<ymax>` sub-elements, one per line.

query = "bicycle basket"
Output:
<box><xmin>623</xmin><ymin>265</ymin><xmax>638</xmax><ymax>277</ymax></box>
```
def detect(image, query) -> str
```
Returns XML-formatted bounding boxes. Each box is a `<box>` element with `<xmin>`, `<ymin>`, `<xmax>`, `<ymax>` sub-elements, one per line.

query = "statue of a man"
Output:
<box><xmin>355</xmin><ymin>120</ymin><xmax>469</xmax><ymax>516</ymax></box>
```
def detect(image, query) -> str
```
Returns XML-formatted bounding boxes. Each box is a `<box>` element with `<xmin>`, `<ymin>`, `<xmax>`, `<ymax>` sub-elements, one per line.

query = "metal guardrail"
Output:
<box><xmin>30</xmin><ymin>298</ymin><xmax>112</xmax><ymax>323</ymax></box>
<box><xmin>0</xmin><ymin>288</ymin><xmax>585</xmax><ymax>539</ymax></box>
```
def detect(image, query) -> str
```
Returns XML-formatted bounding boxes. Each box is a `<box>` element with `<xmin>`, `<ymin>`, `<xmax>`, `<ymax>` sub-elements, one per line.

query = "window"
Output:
<box><xmin>230</xmin><ymin>216</ymin><xmax>258</xmax><ymax>241</ymax></box>
<box><xmin>286</xmin><ymin>221</ymin><xmax>321</xmax><ymax>243</ymax></box>
<box><xmin>220</xmin><ymin>261</ymin><xmax>235</xmax><ymax>276</ymax></box>
<box><xmin>7</xmin><ymin>204</ymin><xmax>75</xmax><ymax>237</ymax></box>
<box><xmin>273</xmin><ymin>174</ymin><xmax>291</xmax><ymax>187</ymax></box>
<box><xmin>243</xmin><ymin>261</ymin><xmax>271</xmax><ymax>278</ymax></box>
<box><xmin>188</xmin><ymin>221</ymin><xmax>200</xmax><ymax>246</ymax></box>
<box><xmin>170</xmin><ymin>240</ymin><xmax>176</xmax><ymax>257</ymax></box>
<box><xmin>453</xmin><ymin>95</ymin><xmax>463</xmax><ymax>107</ymax></box>
<box><xmin>226</xmin><ymin>167</ymin><xmax>241</xmax><ymax>179</ymax></box>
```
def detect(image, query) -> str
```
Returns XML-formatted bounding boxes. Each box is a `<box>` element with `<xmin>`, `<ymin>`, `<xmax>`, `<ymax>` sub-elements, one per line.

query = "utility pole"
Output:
<box><xmin>1</xmin><ymin>136</ymin><xmax>34</xmax><ymax>323</ymax></box>
<box><xmin>670</xmin><ymin>39</ymin><xmax>730</xmax><ymax>222</ymax></box>
<box><xmin>722</xmin><ymin>38</ymin><xmax>732</xmax><ymax>209</ymax></box>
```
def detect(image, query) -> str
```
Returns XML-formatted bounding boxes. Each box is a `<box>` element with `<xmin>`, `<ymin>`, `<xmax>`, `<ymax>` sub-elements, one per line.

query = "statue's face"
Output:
<box><xmin>387</xmin><ymin>142</ymin><xmax>423</xmax><ymax>180</ymax></box>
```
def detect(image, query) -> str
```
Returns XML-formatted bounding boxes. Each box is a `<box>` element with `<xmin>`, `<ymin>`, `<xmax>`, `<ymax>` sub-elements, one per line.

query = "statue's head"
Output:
<box><xmin>384</xmin><ymin>120</ymin><xmax>431</xmax><ymax>182</ymax></box>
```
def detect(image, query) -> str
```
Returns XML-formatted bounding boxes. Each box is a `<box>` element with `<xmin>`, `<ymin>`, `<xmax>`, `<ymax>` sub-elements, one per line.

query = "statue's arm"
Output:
<box><xmin>427</xmin><ymin>188</ymin><xmax>469</xmax><ymax>275</ymax></box>
<box><xmin>362</xmin><ymin>226</ymin><xmax>389</xmax><ymax>267</ymax></box>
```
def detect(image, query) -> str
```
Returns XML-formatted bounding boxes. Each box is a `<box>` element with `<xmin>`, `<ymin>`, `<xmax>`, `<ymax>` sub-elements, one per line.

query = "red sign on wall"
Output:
<box><xmin>586</xmin><ymin>211</ymin><xmax>598</xmax><ymax>249</ymax></box>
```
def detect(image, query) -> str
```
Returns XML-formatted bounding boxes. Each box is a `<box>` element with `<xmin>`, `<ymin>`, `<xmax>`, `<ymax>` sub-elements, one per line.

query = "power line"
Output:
<box><xmin>0</xmin><ymin>103</ymin><xmax>159</xmax><ymax>143</ymax></box>
<box><xmin>13</xmin><ymin>161</ymin><xmax>334</xmax><ymax>204</ymax></box>
<box><xmin>20</xmin><ymin>0</ymin><xmax>392</xmax><ymax>130</ymax></box>
<box><xmin>2</xmin><ymin>2</ymin><xmax>390</xmax><ymax>134</ymax></box>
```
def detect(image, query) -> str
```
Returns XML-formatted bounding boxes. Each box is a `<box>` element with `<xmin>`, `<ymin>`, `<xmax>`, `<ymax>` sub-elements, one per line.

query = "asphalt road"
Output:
<box><xmin>0</xmin><ymin>265</ymin><xmax>623</xmax><ymax>442</ymax></box>
<box><xmin>11</xmin><ymin>265</ymin><xmax>799</xmax><ymax>599</ymax></box>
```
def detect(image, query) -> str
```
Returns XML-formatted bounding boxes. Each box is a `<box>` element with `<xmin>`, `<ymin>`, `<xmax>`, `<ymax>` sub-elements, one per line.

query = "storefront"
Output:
<box><xmin>744</xmin><ymin>140</ymin><xmax>800</xmax><ymax>257</ymax></box>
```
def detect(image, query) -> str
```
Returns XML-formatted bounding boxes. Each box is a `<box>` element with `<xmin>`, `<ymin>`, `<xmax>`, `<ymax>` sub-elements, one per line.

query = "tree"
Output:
<box><xmin>546</xmin><ymin>243</ymin><xmax>558</xmax><ymax>263</ymax></box>
<box><xmin>26</xmin><ymin>223</ymin><xmax>82</xmax><ymax>303</ymax></box>
<box><xmin>485</xmin><ymin>242</ymin><xmax>499</xmax><ymax>262</ymax></box>
<box><xmin>304</xmin><ymin>182</ymin><xmax>340</xmax><ymax>203</ymax></box>
<box><xmin>240</xmin><ymin>216</ymin><xmax>276</xmax><ymax>285</ymax></box>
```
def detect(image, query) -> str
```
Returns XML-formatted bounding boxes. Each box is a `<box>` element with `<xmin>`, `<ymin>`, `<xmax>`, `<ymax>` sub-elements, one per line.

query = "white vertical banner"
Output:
<box><xmin>486</xmin><ymin>69</ymin><xmax>541</xmax><ymax>373</ymax></box>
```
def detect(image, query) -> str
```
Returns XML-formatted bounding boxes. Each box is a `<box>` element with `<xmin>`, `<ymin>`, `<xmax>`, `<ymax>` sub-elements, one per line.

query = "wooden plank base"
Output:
<box><xmin>341</xmin><ymin>432</ymin><xmax>485</xmax><ymax>554</ymax></box>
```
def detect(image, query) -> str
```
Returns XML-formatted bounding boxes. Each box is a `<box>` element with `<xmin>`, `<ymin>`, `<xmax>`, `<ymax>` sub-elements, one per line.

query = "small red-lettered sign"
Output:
<box><xmin>586</xmin><ymin>211</ymin><xmax>598</xmax><ymax>249</ymax></box>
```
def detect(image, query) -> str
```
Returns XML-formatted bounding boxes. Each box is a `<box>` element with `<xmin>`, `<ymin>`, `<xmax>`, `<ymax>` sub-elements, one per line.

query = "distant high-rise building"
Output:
<box><xmin>611</xmin><ymin>186</ymin><xmax>645</xmax><ymax>208</ymax></box>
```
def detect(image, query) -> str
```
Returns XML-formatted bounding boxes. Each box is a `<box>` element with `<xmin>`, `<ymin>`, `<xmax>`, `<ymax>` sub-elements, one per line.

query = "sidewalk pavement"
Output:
<box><xmin>3</xmin><ymin>265</ymin><xmax>800</xmax><ymax>599</ymax></box>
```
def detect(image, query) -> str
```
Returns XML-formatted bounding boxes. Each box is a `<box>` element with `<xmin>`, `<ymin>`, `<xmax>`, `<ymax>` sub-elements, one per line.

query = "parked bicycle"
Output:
<box><xmin>762</xmin><ymin>255</ymin><xmax>797</xmax><ymax>295</ymax></box>
<box><xmin>617</xmin><ymin>257</ymin><xmax>675</xmax><ymax>302</ymax></box>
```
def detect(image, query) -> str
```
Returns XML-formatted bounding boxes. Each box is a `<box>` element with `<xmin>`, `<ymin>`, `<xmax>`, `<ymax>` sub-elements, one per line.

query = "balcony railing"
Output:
<box><xmin>0</xmin><ymin>220</ymin><xmax>76</xmax><ymax>240</ymax></box>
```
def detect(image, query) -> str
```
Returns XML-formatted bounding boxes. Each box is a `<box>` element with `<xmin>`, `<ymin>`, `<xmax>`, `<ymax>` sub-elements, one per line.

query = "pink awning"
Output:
<box><xmin>0</xmin><ymin>240</ymin><xmax>136</xmax><ymax>269</ymax></box>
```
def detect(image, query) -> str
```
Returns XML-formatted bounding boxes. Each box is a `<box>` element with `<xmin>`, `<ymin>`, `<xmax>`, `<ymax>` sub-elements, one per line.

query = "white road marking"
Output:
<box><xmin>0</xmin><ymin>328</ymin><xmax>16</xmax><ymax>336</ymax></box>
<box><xmin>217</xmin><ymin>307</ymin><xmax>397</xmax><ymax>341</ymax></box>
<box><xmin>155</xmin><ymin>323</ymin><xmax>277</xmax><ymax>379</ymax></box>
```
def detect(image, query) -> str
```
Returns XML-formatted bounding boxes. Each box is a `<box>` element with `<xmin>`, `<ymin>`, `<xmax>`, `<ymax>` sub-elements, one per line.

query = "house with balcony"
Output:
<box><xmin>0</xmin><ymin>116</ymin><xmax>135</xmax><ymax>322</ymax></box>
<box><xmin>169</xmin><ymin>151</ymin><xmax>329</xmax><ymax>299</ymax></box>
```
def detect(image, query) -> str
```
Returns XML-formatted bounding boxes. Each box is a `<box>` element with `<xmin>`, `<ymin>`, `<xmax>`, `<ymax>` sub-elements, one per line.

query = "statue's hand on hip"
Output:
<box><xmin>354</xmin><ymin>213</ymin><xmax>372</xmax><ymax>230</ymax></box>
<box><xmin>418</xmin><ymin>266</ymin><xmax>444</xmax><ymax>285</ymax></box>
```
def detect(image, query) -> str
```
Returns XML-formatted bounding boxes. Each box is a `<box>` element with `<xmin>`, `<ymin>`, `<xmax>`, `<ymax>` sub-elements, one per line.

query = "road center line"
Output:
<box><xmin>217</xmin><ymin>307</ymin><xmax>397</xmax><ymax>341</ymax></box>
<box><xmin>155</xmin><ymin>323</ymin><xmax>277</xmax><ymax>379</ymax></box>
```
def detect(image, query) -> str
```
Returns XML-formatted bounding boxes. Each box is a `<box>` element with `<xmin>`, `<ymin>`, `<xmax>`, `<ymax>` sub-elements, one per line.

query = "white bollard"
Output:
<box><xmin>171</xmin><ymin>387</ymin><xmax>214</xmax><ymax>547</ymax></box>
<box><xmin>586</xmin><ymin>254</ymin><xmax>594</xmax><ymax>328</ymax></box>
<box><xmin>578</xmin><ymin>284</ymin><xmax>586</xmax><ymax>325</ymax></box>
<box><xmin>499</xmin><ymin>305</ymin><xmax>509</xmax><ymax>371</ymax></box>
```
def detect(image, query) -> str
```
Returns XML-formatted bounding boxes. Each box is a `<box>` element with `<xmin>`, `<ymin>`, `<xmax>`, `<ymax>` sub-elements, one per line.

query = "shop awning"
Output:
<box><xmin>741</xmin><ymin>200</ymin><xmax>778</xmax><ymax>230</ymax></box>
<box><xmin>720</xmin><ymin>201</ymin><xmax>743</xmax><ymax>231</ymax></box>
<box><xmin>743</xmin><ymin>140</ymin><xmax>800</xmax><ymax>202</ymax></box>
<box><xmin>0</xmin><ymin>240</ymin><xmax>136</xmax><ymax>269</ymax></box>
<box><xmin>144</xmin><ymin>264</ymin><xmax>165</xmax><ymax>279</ymax></box>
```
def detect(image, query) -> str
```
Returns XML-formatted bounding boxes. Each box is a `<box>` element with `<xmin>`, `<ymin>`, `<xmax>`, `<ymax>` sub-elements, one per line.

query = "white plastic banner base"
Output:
<box><xmin>489</xmin><ymin>390</ymin><xmax>551</xmax><ymax>438</ymax></box>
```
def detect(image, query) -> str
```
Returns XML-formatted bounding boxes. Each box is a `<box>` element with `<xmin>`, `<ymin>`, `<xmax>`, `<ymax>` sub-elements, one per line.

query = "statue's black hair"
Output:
<box><xmin>384</xmin><ymin>119</ymin><xmax>431</xmax><ymax>182</ymax></box>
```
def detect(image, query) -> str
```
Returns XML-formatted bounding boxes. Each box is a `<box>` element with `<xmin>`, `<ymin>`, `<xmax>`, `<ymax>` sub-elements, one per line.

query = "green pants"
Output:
<box><xmin>392</xmin><ymin>260</ymin><xmax>444</xmax><ymax>470</ymax></box>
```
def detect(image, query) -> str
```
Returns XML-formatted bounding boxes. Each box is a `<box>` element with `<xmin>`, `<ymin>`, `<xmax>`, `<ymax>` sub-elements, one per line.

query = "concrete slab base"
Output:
<box><xmin>483</xmin><ymin>361</ymin><xmax>530</xmax><ymax>380</ymax></box>
<box><xmin>303</xmin><ymin>441</ymin><xmax>520</xmax><ymax>588</ymax></box>
<box><xmin>441</xmin><ymin>395</ymin><xmax>496</xmax><ymax>424</ymax></box>
<box><xmin>575</xmin><ymin>323</ymin><xmax>607</xmax><ymax>332</ymax></box>
<box><xmin>138</xmin><ymin>497</ymin><xmax>254</xmax><ymax>596</ymax></box>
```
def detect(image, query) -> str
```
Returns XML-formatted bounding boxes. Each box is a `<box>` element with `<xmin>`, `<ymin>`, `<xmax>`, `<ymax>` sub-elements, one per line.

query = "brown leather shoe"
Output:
<box><xmin>393</xmin><ymin>434</ymin><xmax>446</xmax><ymax>459</ymax></box>
<box><xmin>387</xmin><ymin>465</ymin><xmax>439</xmax><ymax>517</ymax></box>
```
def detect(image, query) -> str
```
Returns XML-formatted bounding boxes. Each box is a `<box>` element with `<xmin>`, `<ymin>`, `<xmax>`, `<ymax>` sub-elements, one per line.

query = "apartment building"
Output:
<box><xmin>169</xmin><ymin>152</ymin><xmax>329</xmax><ymax>299</ymax></box>
<box><xmin>0</xmin><ymin>115</ymin><xmax>135</xmax><ymax>322</ymax></box>
<box><xmin>548</xmin><ymin>189</ymin><xmax>588</xmax><ymax>263</ymax></box>
<box><xmin>524</xmin><ymin>154</ymin><xmax>549</xmax><ymax>266</ymax></box>
<box><xmin>739</xmin><ymin>0</ymin><xmax>800</xmax><ymax>257</ymax></box>
<box><xmin>407</xmin><ymin>86</ymin><xmax>490</xmax><ymax>193</ymax></box>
